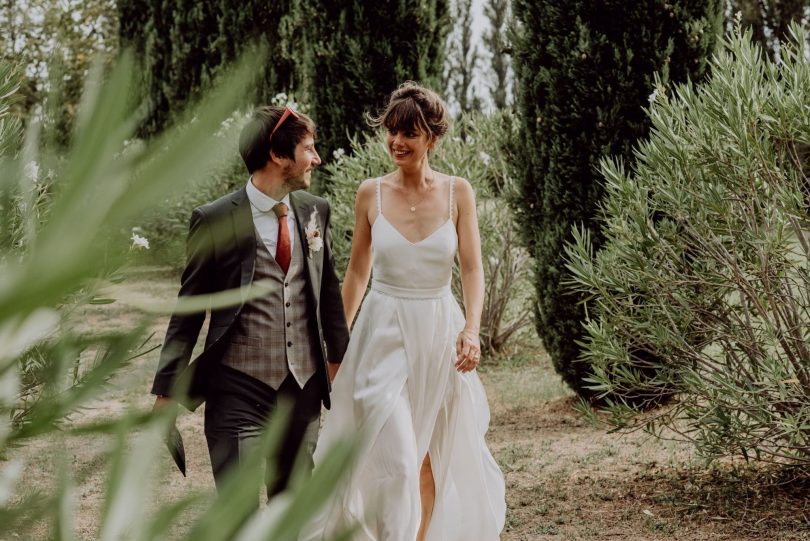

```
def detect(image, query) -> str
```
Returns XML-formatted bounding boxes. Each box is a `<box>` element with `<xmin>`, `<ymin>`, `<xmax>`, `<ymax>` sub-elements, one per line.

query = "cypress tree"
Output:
<box><xmin>511</xmin><ymin>0</ymin><xmax>723</xmax><ymax>399</ymax></box>
<box><xmin>310</xmin><ymin>0</ymin><xmax>450</xmax><ymax>173</ymax></box>
<box><xmin>445</xmin><ymin>0</ymin><xmax>482</xmax><ymax>115</ymax></box>
<box><xmin>123</xmin><ymin>0</ymin><xmax>312</xmax><ymax>136</ymax></box>
<box><xmin>118</xmin><ymin>0</ymin><xmax>149</xmax><ymax>57</ymax></box>
<box><xmin>482</xmin><ymin>0</ymin><xmax>511</xmax><ymax>110</ymax></box>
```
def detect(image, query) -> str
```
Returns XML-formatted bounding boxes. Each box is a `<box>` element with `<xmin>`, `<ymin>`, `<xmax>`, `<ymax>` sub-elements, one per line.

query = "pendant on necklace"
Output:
<box><xmin>410</xmin><ymin>206</ymin><xmax>416</xmax><ymax>212</ymax></box>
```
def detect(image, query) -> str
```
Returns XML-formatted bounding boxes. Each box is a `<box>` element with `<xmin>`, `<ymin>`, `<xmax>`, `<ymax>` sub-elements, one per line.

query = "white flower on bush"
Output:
<box><xmin>648</xmin><ymin>87</ymin><xmax>660</xmax><ymax>103</ymax></box>
<box><xmin>116</xmin><ymin>137</ymin><xmax>147</xmax><ymax>159</ymax></box>
<box><xmin>479</xmin><ymin>151</ymin><xmax>492</xmax><ymax>165</ymax></box>
<box><xmin>271</xmin><ymin>92</ymin><xmax>288</xmax><ymax>107</ymax></box>
<box><xmin>131</xmin><ymin>230</ymin><xmax>150</xmax><ymax>250</ymax></box>
<box><xmin>23</xmin><ymin>161</ymin><xmax>39</xmax><ymax>183</ymax></box>
<box><xmin>333</xmin><ymin>148</ymin><xmax>346</xmax><ymax>161</ymax></box>
<box><xmin>215</xmin><ymin>109</ymin><xmax>250</xmax><ymax>138</ymax></box>
<box><xmin>216</xmin><ymin>117</ymin><xmax>235</xmax><ymax>138</ymax></box>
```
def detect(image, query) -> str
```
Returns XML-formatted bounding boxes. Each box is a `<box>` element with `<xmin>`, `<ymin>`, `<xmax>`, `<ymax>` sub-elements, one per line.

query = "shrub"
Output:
<box><xmin>566</xmin><ymin>27</ymin><xmax>810</xmax><ymax>465</ymax></box>
<box><xmin>322</xmin><ymin>111</ymin><xmax>532</xmax><ymax>358</ymax></box>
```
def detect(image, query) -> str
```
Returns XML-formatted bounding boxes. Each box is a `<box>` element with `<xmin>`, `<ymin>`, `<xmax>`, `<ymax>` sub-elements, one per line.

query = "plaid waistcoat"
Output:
<box><xmin>221</xmin><ymin>229</ymin><xmax>319</xmax><ymax>389</ymax></box>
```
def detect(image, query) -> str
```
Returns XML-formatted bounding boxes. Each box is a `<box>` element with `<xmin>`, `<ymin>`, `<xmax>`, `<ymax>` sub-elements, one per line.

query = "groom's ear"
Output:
<box><xmin>268</xmin><ymin>149</ymin><xmax>286</xmax><ymax>166</ymax></box>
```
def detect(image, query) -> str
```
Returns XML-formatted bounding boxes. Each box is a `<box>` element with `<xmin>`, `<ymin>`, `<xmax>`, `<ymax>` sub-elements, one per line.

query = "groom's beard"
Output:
<box><xmin>283</xmin><ymin>163</ymin><xmax>309</xmax><ymax>191</ymax></box>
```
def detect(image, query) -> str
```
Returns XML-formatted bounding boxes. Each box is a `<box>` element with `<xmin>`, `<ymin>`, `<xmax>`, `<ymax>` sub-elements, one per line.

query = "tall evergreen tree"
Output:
<box><xmin>445</xmin><ymin>0</ymin><xmax>481</xmax><ymax>115</ymax></box>
<box><xmin>310</xmin><ymin>0</ymin><xmax>450</xmax><ymax>171</ymax></box>
<box><xmin>121</xmin><ymin>0</ymin><xmax>313</xmax><ymax>136</ymax></box>
<box><xmin>483</xmin><ymin>0</ymin><xmax>512</xmax><ymax>110</ymax></box>
<box><xmin>118</xmin><ymin>0</ymin><xmax>148</xmax><ymax>57</ymax></box>
<box><xmin>511</xmin><ymin>0</ymin><xmax>723</xmax><ymax>399</ymax></box>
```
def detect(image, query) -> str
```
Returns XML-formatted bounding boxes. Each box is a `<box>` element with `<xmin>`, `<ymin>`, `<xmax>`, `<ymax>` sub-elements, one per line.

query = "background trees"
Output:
<box><xmin>119</xmin><ymin>0</ymin><xmax>314</xmax><ymax>137</ymax></box>
<box><xmin>309</xmin><ymin>0</ymin><xmax>450</xmax><ymax>178</ymax></box>
<box><xmin>510</xmin><ymin>0</ymin><xmax>724</xmax><ymax>399</ymax></box>
<box><xmin>1</xmin><ymin>0</ymin><xmax>118</xmax><ymax>146</ymax></box>
<box><xmin>445</xmin><ymin>0</ymin><xmax>482</xmax><ymax>116</ymax></box>
<box><xmin>483</xmin><ymin>0</ymin><xmax>512</xmax><ymax>110</ymax></box>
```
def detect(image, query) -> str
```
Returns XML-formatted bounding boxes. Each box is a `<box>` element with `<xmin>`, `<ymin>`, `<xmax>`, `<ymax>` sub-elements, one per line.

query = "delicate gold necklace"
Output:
<box><xmin>399</xmin><ymin>175</ymin><xmax>434</xmax><ymax>212</ymax></box>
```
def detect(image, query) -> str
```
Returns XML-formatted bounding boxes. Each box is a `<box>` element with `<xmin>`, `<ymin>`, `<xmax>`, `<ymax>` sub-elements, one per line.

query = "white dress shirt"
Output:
<box><xmin>246</xmin><ymin>178</ymin><xmax>296</xmax><ymax>257</ymax></box>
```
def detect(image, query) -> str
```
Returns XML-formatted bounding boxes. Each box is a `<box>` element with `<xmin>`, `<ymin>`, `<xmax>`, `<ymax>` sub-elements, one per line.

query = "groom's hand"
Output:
<box><xmin>153</xmin><ymin>395</ymin><xmax>175</xmax><ymax>412</ymax></box>
<box><xmin>327</xmin><ymin>362</ymin><xmax>340</xmax><ymax>382</ymax></box>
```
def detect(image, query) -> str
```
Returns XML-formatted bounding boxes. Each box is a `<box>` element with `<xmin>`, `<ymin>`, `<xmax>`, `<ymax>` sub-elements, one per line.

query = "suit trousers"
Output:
<box><xmin>203</xmin><ymin>365</ymin><xmax>322</xmax><ymax>499</ymax></box>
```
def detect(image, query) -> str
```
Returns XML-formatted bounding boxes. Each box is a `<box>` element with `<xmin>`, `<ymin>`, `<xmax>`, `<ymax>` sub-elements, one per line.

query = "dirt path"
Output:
<box><xmin>485</xmin><ymin>365</ymin><xmax>810</xmax><ymax>541</ymax></box>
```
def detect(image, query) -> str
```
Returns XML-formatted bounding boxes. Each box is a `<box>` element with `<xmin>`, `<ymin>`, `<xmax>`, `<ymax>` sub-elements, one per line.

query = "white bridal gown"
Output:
<box><xmin>300</xmin><ymin>178</ymin><xmax>505</xmax><ymax>541</ymax></box>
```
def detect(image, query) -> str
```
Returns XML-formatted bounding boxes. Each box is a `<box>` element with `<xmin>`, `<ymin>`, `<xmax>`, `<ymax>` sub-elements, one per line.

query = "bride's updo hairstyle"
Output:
<box><xmin>369</xmin><ymin>81</ymin><xmax>449</xmax><ymax>146</ymax></box>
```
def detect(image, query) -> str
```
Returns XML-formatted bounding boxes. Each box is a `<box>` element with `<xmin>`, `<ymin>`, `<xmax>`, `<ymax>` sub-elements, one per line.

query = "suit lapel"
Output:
<box><xmin>290</xmin><ymin>192</ymin><xmax>322</xmax><ymax>304</ymax></box>
<box><xmin>230</xmin><ymin>188</ymin><xmax>255</xmax><ymax>287</ymax></box>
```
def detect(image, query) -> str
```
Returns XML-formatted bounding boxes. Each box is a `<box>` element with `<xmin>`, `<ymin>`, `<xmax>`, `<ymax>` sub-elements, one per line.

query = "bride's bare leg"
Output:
<box><xmin>416</xmin><ymin>454</ymin><xmax>435</xmax><ymax>541</ymax></box>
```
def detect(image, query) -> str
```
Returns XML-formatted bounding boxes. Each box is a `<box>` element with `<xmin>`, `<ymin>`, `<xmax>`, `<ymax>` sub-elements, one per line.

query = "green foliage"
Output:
<box><xmin>322</xmin><ymin>112</ymin><xmax>532</xmax><ymax>357</ymax></box>
<box><xmin>310</xmin><ymin>0</ymin><xmax>451</xmax><ymax>176</ymax></box>
<box><xmin>566</xmin><ymin>27</ymin><xmax>810</xmax><ymax>465</ymax></box>
<box><xmin>1</xmin><ymin>0</ymin><xmax>119</xmax><ymax>146</ymax></box>
<box><xmin>445</xmin><ymin>0</ymin><xmax>482</xmax><ymax>115</ymax></box>
<box><xmin>0</xmin><ymin>62</ymin><xmax>23</xmax><ymax>158</ymax></box>
<box><xmin>0</xmin><ymin>51</ymin><xmax>354</xmax><ymax>539</ymax></box>
<box><xmin>511</xmin><ymin>0</ymin><xmax>724</xmax><ymax>400</ymax></box>
<box><xmin>482</xmin><ymin>0</ymin><xmax>512</xmax><ymax>110</ymax></box>
<box><xmin>125</xmin><ymin>0</ymin><xmax>313</xmax><ymax>136</ymax></box>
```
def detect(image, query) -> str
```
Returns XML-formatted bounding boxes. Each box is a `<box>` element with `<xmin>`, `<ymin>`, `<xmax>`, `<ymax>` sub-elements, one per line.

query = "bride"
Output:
<box><xmin>301</xmin><ymin>82</ymin><xmax>505</xmax><ymax>541</ymax></box>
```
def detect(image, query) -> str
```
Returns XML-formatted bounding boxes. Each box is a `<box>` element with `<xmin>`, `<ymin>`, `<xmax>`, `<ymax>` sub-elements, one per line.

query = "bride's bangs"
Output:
<box><xmin>382</xmin><ymin>98</ymin><xmax>432</xmax><ymax>137</ymax></box>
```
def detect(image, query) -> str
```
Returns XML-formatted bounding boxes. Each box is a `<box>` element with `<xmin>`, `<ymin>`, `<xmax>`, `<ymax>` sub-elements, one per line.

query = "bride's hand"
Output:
<box><xmin>455</xmin><ymin>329</ymin><xmax>481</xmax><ymax>373</ymax></box>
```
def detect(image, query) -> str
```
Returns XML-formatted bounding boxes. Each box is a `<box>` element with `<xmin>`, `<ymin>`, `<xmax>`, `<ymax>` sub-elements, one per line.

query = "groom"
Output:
<box><xmin>151</xmin><ymin>105</ymin><xmax>349</xmax><ymax>497</ymax></box>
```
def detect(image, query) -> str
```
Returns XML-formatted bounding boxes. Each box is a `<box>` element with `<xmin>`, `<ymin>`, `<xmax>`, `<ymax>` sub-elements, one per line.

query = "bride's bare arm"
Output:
<box><xmin>454</xmin><ymin>177</ymin><xmax>484</xmax><ymax>372</ymax></box>
<box><xmin>341</xmin><ymin>179</ymin><xmax>375</xmax><ymax>327</ymax></box>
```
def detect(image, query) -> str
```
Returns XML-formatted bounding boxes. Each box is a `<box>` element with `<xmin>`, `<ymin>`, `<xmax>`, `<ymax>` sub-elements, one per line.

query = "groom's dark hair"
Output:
<box><xmin>239</xmin><ymin>106</ymin><xmax>316</xmax><ymax>173</ymax></box>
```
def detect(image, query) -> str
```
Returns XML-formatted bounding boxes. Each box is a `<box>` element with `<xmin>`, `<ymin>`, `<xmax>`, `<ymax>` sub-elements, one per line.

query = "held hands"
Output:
<box><xmin>152</xmin><ymin>395</ymin><xmax>180</xmax><ymax>431</ymax></box>
<box><xmin>327</xmin><ymin>362</ymin><xmax>341</xmax><ymax>382</ymax></box>
<box><xmin>153</xmin><ymin>395</ymin><xmax>173</xmax><ymax>409</ymax></box>
<box><xmin>455</xmin><ymin>329</ymin><xmax>481</xmax><ymax>373</ymax></box>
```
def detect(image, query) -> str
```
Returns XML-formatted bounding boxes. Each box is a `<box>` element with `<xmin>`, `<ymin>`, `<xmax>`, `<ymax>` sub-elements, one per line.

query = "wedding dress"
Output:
<box><xmin>300</xmin><ymin>177</ymin><xmax>505</xmax><ymax>541</ymax></box>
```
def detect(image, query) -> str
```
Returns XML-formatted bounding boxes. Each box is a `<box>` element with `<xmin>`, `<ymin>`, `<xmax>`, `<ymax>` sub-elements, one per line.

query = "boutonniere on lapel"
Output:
<box><xmin>305</xmin><ymin>208</ymin><xmax>323</xmax><ymax>257</ymax></box>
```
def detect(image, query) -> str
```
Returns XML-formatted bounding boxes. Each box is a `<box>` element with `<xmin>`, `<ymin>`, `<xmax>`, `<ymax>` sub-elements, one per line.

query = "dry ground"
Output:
<box><xmin>9</xmin><ymin>268</ymin><xmax>810</xmax><ymax>540</ymax></box>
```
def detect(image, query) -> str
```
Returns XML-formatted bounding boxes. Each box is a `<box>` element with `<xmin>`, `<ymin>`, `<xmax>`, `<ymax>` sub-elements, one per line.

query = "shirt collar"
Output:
<box><xmin>246</xmin><ymin>177</ymin><xmax>292</xmax><ymax>214</ymax></box>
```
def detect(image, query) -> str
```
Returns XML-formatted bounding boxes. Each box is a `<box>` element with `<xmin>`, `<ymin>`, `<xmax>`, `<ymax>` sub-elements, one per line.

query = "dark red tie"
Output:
<box><xmin>273</xmin><ymin>202</ymin><xmax>291</xmax><ymax>274</ymax></box>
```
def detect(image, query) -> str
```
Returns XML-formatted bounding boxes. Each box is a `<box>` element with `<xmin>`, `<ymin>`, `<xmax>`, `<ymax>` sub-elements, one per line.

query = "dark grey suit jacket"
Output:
<box><xmin>150</xmin><ymin>187</ymin><xmax>350</xmax><ymax>410</ymax></box>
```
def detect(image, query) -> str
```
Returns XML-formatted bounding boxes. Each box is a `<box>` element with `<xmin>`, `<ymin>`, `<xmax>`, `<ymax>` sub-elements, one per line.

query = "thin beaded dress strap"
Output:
<box><xmin>448</xmin><ymin>176</ymin><xmax>456</xmax><ymax>221</ymax></box>
<box><xmin>375</xmin><ymin>177</ymin><xmax>383</xmax><ymax>217</ymax></box>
